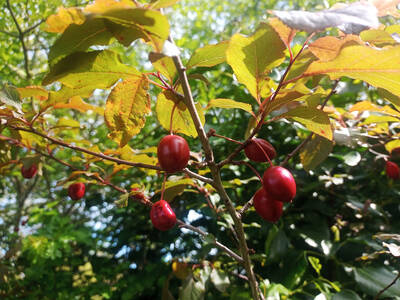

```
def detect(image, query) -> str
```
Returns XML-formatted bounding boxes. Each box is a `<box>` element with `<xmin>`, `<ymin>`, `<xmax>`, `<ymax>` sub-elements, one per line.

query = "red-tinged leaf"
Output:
<box><xmin>43</xmin><ymin>7</ymin><xmax>85</xmax><ymax>33</ymax></box>
<box><xmin>43</xmin><ymin>85</ymin><xmax>96</xmax><ymax>110</ymax></box>
<box><xmin>17</xmin><ymin>86</ymin><xmax>48</xmax><ymax>101</ymax></box>
<box><xmin>349</xmin><ymin>101</ymin><xmax>400</xmax><ymax>118</ymax></box>
<box><xmin>304</xmin><ymin>45</ymin><xmax>400</xmax><ymax>98</ymax></box>
<box><xmin>281</xmin><ymin>106</ymin><xmax>333</xmax><ymax>140</ymax></box>
<box><xmin>285</xmin><ymin>50</ymin><xmax>318</xmax><ymax>82</ymax></box>
<box><xmin>309</xmin><ymin>35</ymin><xmax>361</xmax><ymax>62</ymax></box>
<box><xmin>43</xmin><ymin>50</ymin><xmax>141</xmax><ymax>89</ymax></box>
<box><xmin>371</xmin><ymin>0</ymin><xmax>400</xmax><ymax>17</ymax></box>
<box><xmin>53</xmin><ymin>96</ymin><xmax>104</xmax><ymax>115</ymax></box>
<box><xmin>187</xmin><ymin>41</ymin><xmax>229</xmax><ymax>69</ymax></box>
<box><xmin>300</xmin><ymin>135</ymin><xmax>333</xmax><ymax>171</ymax></box>
<box><xmin>105</xmin><ymin>76</ymin><xmax>150</xmax><ymax>147</ymax></box>
<box><xmin>226</xmin><ymin>22</ymin><xmax>286</xmax><ymax>102</ymax></box>
<box><xmin>269</xmin><ymin>18</ymin><xmax>297</xmax><ymax>49</ymax></box>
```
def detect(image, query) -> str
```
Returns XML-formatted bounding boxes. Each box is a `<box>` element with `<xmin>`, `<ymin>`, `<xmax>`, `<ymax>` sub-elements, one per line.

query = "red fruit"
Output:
<box><xmin>253</xmin><ymin>188</ymin><xmax>283</xmax><ymax>223</ymax></box>
<box><xmin>157</xmin><ymin>135</ymin><xmax>190</xmax><ymax>173</ymax></box>
<box><xmin>21</xmin><ymin>164</ymin><xmax>38</xmax><ymax>179</ymax></box>
<box><xmin>150</xmin><ymin>200</ymin><xmax>176</xmax><ymax>231</ymax></box>
<box><xmin>245</xmin><ymin>138</ymin><xmax>276</xmax><ymax>162</ymax></box>
<box><xmin>262</xmin><ymin>166</ymin><xmax>296</xmax><ymax>203</ymax></box>
<box><xmin>131</xmin><ymin>187</ymin><xmax>145</xmax><ymax>200</ymax></box>
<box><xmin>386</xmin><ymin>161</ymin><xmax>399</xmax><ymax>179</ymax></box>
<box><xmin>68</xmin><ymin>183</ymin><xmax>86</xmax><ymax>200</ymax></box>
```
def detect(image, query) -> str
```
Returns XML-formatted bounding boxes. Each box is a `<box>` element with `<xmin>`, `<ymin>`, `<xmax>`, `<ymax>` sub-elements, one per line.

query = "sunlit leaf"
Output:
<box><xmin>44</xmin><ymin>7</ymin><xmax>85</xmax><ymax>33</ymax></box>
<box><xmin>48</xmin><ymin>18</ymin><xmax>114</xmax><ymax>64</ymax></box>
<box><xmin>309</xmin><ymin>35</ymin><xmax>361</xmax><ymax>62</ymax></box>
<box><xmin>207</xmin><ymin>98</ymin><xmax>253</xmax><ymax>115</ymax></box>
<box><xmin>156</xmin><ymin>90</ymin><xmax>205</xmax><ymax>137</ymax></box>
<box><xmin>43</xmin><ymin>50</ymin><xmax>141</xmax><ymax>89</ymax></box>
<box><xmin>0</xmin><ymin>84</ymin><xmax>22</xmax><ymax>113</ymax></box>
<box><xmin>226</xmin><ymin>22</ymin><xmax>286</xmax><ymax>101</ymax></box>
<box><xmin>84</xmin><ymin>0</ymin><xmax>135</xmax><ymax>13</ymax></box>
<box><xmin>149</xmin><ymin>52</ymin><xmax>177</xmax><ymax>83</ymax></box>
<box><xmin>281</xmin><ymin>106</ymin><xmax>332</xmax><ymax>140</ymax></box>
<box><xmin>187</xmin><ymin>41</ymin><xmax>228</xmax><ymax>69</ymax></box>
<box><xmin>148</xmin><ymin>0</ymin><xmax>180</xmax><ymax>9</ymax></box>
<box><xmin>305</xmin><ymin>45</ymin><xmax>400</xmax><ymax>98</ymax></box>
<box><xmin>105</xmin><ymin>76</ymin><xmax>150</xmax><ymax>147</ymax></box>
<box><xmin>349</xmin><ymin>101</ymin><xmax>400</xmax><ymax>118</ymax></box>
<box><xmin>385</xmin><ymin>140</ymin><xmax>400</xmax><ymax>153</ymax></box>
<box><xmin>360</xmin><ymin>29</ymin><xmax>399</xmax><ymax>47</ymax></box>
<box><xmin>17</xmin><ymin>86</ymin><xmax>48</xmax><ymax>101</ymax></box>
<box><xmin>269</xmin><ymin>17</ymin><xmax>297</xmax><ymax>49</ymax></box>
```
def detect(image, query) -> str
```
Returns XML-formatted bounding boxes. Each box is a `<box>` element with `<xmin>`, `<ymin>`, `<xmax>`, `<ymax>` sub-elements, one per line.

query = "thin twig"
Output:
<box><xmin>374</xmin><ymin>272</ymin><xmax>400</xmax><ymax>300</ymax></box>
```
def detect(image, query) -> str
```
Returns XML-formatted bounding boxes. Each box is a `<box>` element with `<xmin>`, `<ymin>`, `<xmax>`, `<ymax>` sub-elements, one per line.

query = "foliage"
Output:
<box><xmin>1</xmin><ymin>0</ymin><xmax>400</xmax><ymax>299</ymax></box>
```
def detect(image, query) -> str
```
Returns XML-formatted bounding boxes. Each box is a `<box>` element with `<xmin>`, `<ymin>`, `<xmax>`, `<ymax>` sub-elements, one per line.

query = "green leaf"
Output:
<box><xmin>305</xmin><ymin>45</ymin><xmax>400</xmax><ymax>98</ymax></box>
<box><xmin>210</xmin><ymin>269</ymin><xmax>230</xmax><ymax>292</ymax></box>
<box><xmin>48</xmin><ymin>18</ymin><xmax>114</xmax><ymax>64</ymax></box>
<box><xmin>207</xmin><ymin>98</ymin><xmax>253</xmax><ymax>115</ymax></box>
<box><xmin>43</xmin><ymin>50</ymin><xmax>141</xmax><ymax>89</ymax></box>
<box><xmin>300</xmin><ymin>135</ymin><xmax>333</xmax><ymax>171</ymax></box>
<box><xmin>308</xmin><ymin>256</ymin><xmax>322</xmax><ymax>275</ymax></box>
<box><xmin>282</xmin><ymin>253</ymin><xmax>308</xmax><ymax>289</ymax></box>
<box><xmin>332</xmin><ymin>290</ymin><xmax>362</xmax><ymax>300</ymax></box>
<box><xmin>114</xmin><ymin>193</ymin><xmax>129</xmax><ymax>208</ymax></box>
<box><xmin>155</xmin><ymin>178</ymin><xmax>195</xmax><ymax>201</ymax></box>
<box><xmin>156</xmin><ymin>90</ymin><xmax>205</xmax><ymax>137</ymax></box>
<box><xmin>187</xmin><ymin>41</ymin><xmax>229</xmax><ymax>69</ymax></box>
<box><xmin>282</xmin><ymin>106</ymin><xmax>332</xmax><ymax>140</ymax></box>
<box><xmin>353</xmin><ymin>266</ymin><xmax>400</xmax><ymax>297</ymax></box>
<box><xmin>226</xmin><ymin>22</ymin><xmax>286</xmax><ymax>101</ymax></box>
<box><xmin>105</xmin><ymin>76</ymin><xmax>150</xmax><ymax>147</ymax></box>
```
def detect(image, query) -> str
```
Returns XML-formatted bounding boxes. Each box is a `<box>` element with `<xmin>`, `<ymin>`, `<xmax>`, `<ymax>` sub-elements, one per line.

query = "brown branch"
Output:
<box><xmin>238</xmin><ymin>198</ymin><xmax>254</xmax><ymax>218</ymax></box>
<box><xmin>5</xmin><ymin>0</ymin><xmax>31</xmax><ymax>79</ymax></box>
<box><xmin>374</xmin><ymin>272</ymin><xmax>400</xmax><ymax>300</ymax></box>
<box><xmin>23</xmin><ymin>19</ymin><xmax>44</xmax><ymax>35</ymax></box>
<box><xmin>168</xmin><ymin>36</ymin><xmax>261</xmax><ymax>300</ymax></box>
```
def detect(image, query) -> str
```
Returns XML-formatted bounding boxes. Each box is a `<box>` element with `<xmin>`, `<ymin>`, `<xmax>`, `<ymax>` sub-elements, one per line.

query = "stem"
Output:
<box><xmin>374</xmin><ymin>272</ymin><xmax>400</xmax><ymax>300</ymax></box>
<box><xmin>211</xmin><ymin>132</ymin><xmax>244</xmax><ymax>146</ymax></box>
<box><xmin>160</xmin><ymin>173</ymin><xmax>167</xmax><ymax>200</ymax></box>
<box><xmin>169</xmin><ymin>103</ymin><xmax>177</xmax><ymax>134</ymax></box>
<box><xmin>232</xmin><ymin>161</ymin><xmax>263</xmax><ymax>184</ymax></box>
<box><xmin>168</xmin><ymin>36</ymin><xmax>261</xmax><ymax>300</ymax></box>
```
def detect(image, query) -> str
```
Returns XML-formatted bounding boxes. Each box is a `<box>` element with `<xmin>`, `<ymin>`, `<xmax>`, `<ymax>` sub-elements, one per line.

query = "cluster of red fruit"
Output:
<box><xmin>21</xmin><ymin>164</ymin><xmax>86</xmax><ymax>200</ymax></box>
<box><xmin>246</xmin><ymin>139</ymin><xmax>296</xmax><ymax>223</ymax></box>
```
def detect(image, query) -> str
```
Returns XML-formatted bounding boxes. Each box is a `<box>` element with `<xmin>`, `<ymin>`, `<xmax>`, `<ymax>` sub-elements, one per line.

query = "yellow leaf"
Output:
<box><xmin>187</xmin><ymin>41</ymin><xmax>229</xmax><ymax>69</ymax></box>
<box><xmin>300</xmin><ymin>135</ymin><xmax>333</xmax><ymax>171</ymax></box>
<box><xmin>84</xmin><ymin>0</ymin><xmax>135</xmax><ymax>13</ymax></box>
<box><xmin>308</xmin><ymin>35</ymin><xmax>361</xmax><ymax>61</ymax></box>
<box><xmin>226</xmin><ymin>22</ymin><xmax>286</xmax><ymax>102</ymax></box>
<box><xmin>105</xmin><ymin>76</ymin><xmax>150</xmax><ymax>147</ymax></box>
<box><xmin>305</xmin><ymin>45</ymin><xmax>400</xmax><ymax>98</ymax></box>
<box><xmin>349</xmin><ymin>101</ymin><xmax>400</xmax><ymax>118</ymax></box>
<box><xmin>44</xmin><ymin>7</ymin><xmax>85</xmax><ymax>33</ymax></box>
<box><xmin>269</xmin><ymin>17</ymin><xmax>297</xmax><ymax>49</ymax></box>
<box><xmin>207</xmin><ymin>98</ymin><xmax>253</xmax><ymax>115</ymax></box>
<box><xmin>385</xmin><ymin>140</ymin><xmax>400</xmax><ymax>153</ymax></box>
<box><xmin>120</xmin><ymin>145</ymin><xmax>157</xmax><ymax>175</ymax></box>
<box><xmin>17</xmin><ymin>86</ymin><xmax>48</xmax><ymax>101</ymax></box>
<box><xmin>156</xmin><ymin>90</ymin><xmax>205</xmax><ymax>137</ymax></box>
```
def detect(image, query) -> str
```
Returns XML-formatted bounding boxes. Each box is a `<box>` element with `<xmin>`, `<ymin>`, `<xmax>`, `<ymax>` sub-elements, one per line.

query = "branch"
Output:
<box><xmin>168</xmin><ymin>36</ymin><xmax>261</xmax><ymax>300</ymax></box>
<box><xmin>5</xmin><ymin>0</ymin><xmax>31</xmax><ymax>79</ymax></box>
<box><xmin>176</xmin><ymin>220</ymin><xmax>244</xmax><ymax>264</ymax></box>
<box><xmin>23</xmin><ymin>20</ymin><xmax>44</xmax><ymax>35</ymax></box>
<box><xmin>374</xmin><ymin>272</ymin><xmax>400</xmax><ymax>300</ymax></box>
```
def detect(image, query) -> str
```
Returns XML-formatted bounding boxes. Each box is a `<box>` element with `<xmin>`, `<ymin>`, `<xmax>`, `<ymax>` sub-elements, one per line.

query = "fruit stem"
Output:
<box><xmin>160</xmin><ymin>172</ymin><xmax>167</xmax><ymax>200</ymax></box>
<box><xmin>169</xmin><ymin>103</ymin><xmax>178</xmax><ymax>135</ymax></box>
<box><xmin>211</xmin><ymin>132</ymin><xmax>244</xmax><ymax>146</ymax></box>
<box><xmin>252</xmin><ymin>138</ymin><xmax>273</xmax><ymax>166</ymax></box>
<box><xmin>232</xmin><ymin>161</ymin><xmax>263</xmax><ymax>184</ymax></box>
